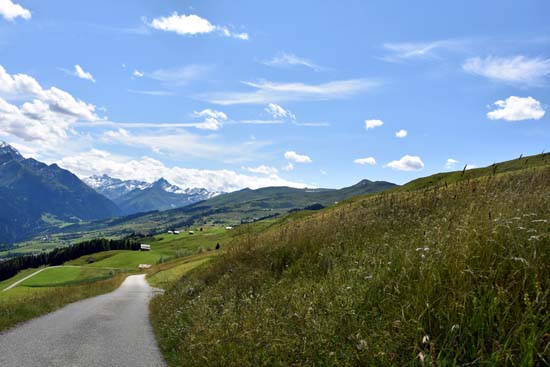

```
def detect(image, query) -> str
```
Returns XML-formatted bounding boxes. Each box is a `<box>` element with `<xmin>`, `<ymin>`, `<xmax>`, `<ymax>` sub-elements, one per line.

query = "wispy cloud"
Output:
<box><xmin>74</xmin><ymin>65</ymin><xmax>95</xmax><ymax>83</ymax></box>
<box><xmin>445</xmin><ymin>158</ymin><xmax>459</xmax><ymax>169</ymax></box>
<box><xmin>142</xmin><ymin>65</ymin><xmax>212</xmax><ymax>85</ymax></box>
<box><xmin>265</xmin><ymin>103</ymin><xmax>296</xmax><ymax>120</ymax></box>
<box><xmin>204</xmin><ymin>79</ymin><xmax>378</xmax><ymax>105</ymax></box>
<box><xmin>149</xmin><ymin>12</ymin><xmax>249</xmax><ymax>40</ymax></box>
<box><xmin>127</xmin><ymin>89</ymin><xmax>175</xmax><ymax>96</ymax></box>
<box><xmin>463</xmin><ymin>56</ymin><xmax>550</xmax><ymax>86</ymax></box>
<box><xmin>262</xmin><ymin>52</ymin><xmax>324</xmax><ymax>71</ymax></box>
<box><xmin>100</xmin><ymin>128</ymin><xmax>269</xmax><ymax>163</ymax></box>
<box><xmin>381</xmin><ymin>40</ymin><xmax>463</xmax><ymax>62</ymax></box>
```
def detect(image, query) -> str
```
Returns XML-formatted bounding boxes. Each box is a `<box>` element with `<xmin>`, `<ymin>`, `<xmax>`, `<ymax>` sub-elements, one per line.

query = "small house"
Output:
<box><xmin>167</xmin><ymin>230</ymin><xmax>174</xmax><ymax>234</ymax></box>
<box><xmin>140</xmin><ymin>244</ymin><xmax>151</xmax><ymax>251</ymax></box>
<box><xmin>138</xmin><ymin>264</ymin><xmax>152</xmax><ymax>269</ymax></box>
<box><xmin>189</xmin><ymin>230</ymin><xmax>195</xmax><ymax>235</ymax></box>
<box><xmin>174</xmin><ymin>230</ymin><xmax>180</xmax><ymax>234</ymax></box>
<box><xmin>225</xmin><ymin>226</ymin><xmax>233</xmax><ymax>230</ymax></box>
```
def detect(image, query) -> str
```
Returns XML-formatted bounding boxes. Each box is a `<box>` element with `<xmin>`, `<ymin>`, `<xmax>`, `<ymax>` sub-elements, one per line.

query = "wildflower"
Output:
<box><xmin>528</xmin><ymin>236</ymin><xmax>540</xmax><ymax>241</ymax></box>
<box><xmin>356</xmin><ymin>339</ymin><xmax>368</xmax><ymax>351</ymax></box>
<box><xmin>417</xmin><ymin>351</ymin><xmax>426</xmax><ymax>363</ymax></box>
<box><xmin>451</xmin><ymin>324</ymin><xmax>460</xmax><ymax>332</ymax></box>
<box><xmin>422</xmin><ymin>335</ymin><xmax>430</xmax><ymax>344</ymax></box>
<box><xmin>511</xmin><ymin>257</ymin><xmax>529</xmax><ymax>265</ymax></box>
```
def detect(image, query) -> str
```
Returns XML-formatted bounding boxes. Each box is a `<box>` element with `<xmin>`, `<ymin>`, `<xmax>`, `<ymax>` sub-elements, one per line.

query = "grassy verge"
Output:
<box><xmin>0</xmin><ymin>272</ymin><xmax>127</xmax><ymax>332</ymax></box>
<box><xmin>150</xmin><ymin>167</ymin><xmax>550</xmax><ymax>366</ymax></box>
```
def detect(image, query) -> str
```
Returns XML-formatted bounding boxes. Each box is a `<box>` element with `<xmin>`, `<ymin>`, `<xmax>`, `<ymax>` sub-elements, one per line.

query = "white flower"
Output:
<box><xmin>422</xmin><ymin>335</ymin><xmax>430</xmax><ymax>344</ymax></box>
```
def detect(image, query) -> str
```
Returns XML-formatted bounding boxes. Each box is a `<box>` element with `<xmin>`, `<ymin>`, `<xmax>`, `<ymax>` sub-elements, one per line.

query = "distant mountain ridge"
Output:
<box><xmin>46</xmin><ymin>178</ymin><xmax>398</xmax><ymax>239</ymax></box>
<box><xmin>84</xmin><ymin>175</ymin><xmax>222</xmax><ymax>215</ymax></box>
<box><xmin>0</xmin><ymin>142</ymin><xmax>121</xmax><ymax>244</ymax></box>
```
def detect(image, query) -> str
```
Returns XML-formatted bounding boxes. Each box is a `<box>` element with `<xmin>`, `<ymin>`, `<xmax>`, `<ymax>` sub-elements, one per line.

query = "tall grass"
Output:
<box><xmin>151</xmin><ymin>168</ymin><xmax>550</xmax><ymax>366</ymax></box>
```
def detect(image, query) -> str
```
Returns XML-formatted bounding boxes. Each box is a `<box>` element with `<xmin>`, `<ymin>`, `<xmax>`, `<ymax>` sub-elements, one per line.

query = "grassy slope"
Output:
<box><xmin>150</xmin><ymin>155</ymin><xmax>550</xmax><ymax>366</ymax></box>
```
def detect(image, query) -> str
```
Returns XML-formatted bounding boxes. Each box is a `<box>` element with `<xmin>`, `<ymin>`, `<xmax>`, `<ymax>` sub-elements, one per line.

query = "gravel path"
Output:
<box><xmin>0</xmin><ymin>274</ymin><xmax>166</xmax><ymax>367</ymax></box>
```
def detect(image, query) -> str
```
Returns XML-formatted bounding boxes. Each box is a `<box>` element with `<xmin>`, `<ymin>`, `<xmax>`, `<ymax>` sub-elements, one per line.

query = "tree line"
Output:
<box><xmin>0</xmin><ymin>238</ymin><xmax>140</xmax><ymax>282</ymax></box>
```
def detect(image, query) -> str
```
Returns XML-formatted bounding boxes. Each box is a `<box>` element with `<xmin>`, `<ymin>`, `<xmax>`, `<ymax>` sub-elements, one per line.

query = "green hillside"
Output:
<box><xmin>5</xmin><ymin>179</ymin><xmax>395</xmax><ymax>255</ymax></box>
<box><xmin>150</xmin><ymin>154</ymin><xmax>550</xmax><ymax>366</ymax></box>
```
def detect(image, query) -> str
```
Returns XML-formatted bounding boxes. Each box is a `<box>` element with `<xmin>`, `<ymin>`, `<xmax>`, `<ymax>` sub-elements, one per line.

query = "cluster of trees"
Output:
<box><xmin>0</xmin><ymin>238</ymin><xmax>140</xmax><ymax>282</ymax></box>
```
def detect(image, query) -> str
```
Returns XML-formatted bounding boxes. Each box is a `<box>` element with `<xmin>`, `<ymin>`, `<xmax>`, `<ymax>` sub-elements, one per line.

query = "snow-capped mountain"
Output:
<box><xmin>84</xmin><ymin>175</ymin><xmax>223</xmax><ymax>215</ymax></box>
<box><xmin>84</xmin><ymin>175</ymin><xmax>150</xmax><ymax>201</ymax></box>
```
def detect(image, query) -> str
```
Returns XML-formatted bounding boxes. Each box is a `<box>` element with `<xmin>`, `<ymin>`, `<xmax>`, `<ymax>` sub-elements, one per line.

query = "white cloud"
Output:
<box><xmin>133</xmin><ymin>69</ymin><xmax>144</xmax><ymax>77</ymax></box>
<box><xmin>395</xmin><ymin>129</ymin><xmax>408</xmax><ymax>138</ymax></box>
<box><xmin>149</xmin><ymin>12</ymin><xmax>249</xmax><ymax>40</ymax></box>
<box><xmin>100</xmin><ymin>128</ymin><xmax>266</xmax><ymax>163</ymax></box>
<box><xmin>385</xmin><ymin>155</ymin><xmax>424</xmax><ymax>171</ymax></box>
<box><xmin>463</xmin><ymin>56</ymin><xmax>550</xmax><ymax>86</ymax></box>
<box><xmin>284</xmin><ymin>151</ymin><xmax>312</xmax><ymax>163</ymax></box>
<box><xmin>0</xmin><ymin>0</ymin><xmax>31</xmax><ymax>21</ymax></box>
<box><xmin>282</xmin><ymin>162</ymin><xmax>294</xmax><ymax>171</ymax></box>
<box><xmin>150</xmin><ymin>13</ymin><xmax>215</xmax><ymax>35</ymax></box>
<box><xmin>145</xmin><ymin>65</ymin><xmax>211</xmax><ymax>85</ymax></box>
<box><xmin>74</xmin><ymin>65</ymin><xmax>95</xmax><ymax>83</ymax></box>
<box><xmin>56</xmin><ymin>149</ymin><xmax>308</xmax><ymax>192</ymax></box>
<box><xmin>191</xmin><ymin>109</ymin><xmax>228</xmax><ymax>130</ymax></box>
<box><xmin>205</xmin><ymin>79</ymin><xmax>378</xmax><ymax>105</ymax></box>
<box><xmin>242</xmin><ymin>165</ymin><xmax>278</xmax><ymax>175</ymax></box>
<box><xmin>354</xmin><ymin>157</ymin><xmax>376</xmax><ymax>166</ymax></box>
<box><xmin>487</xmin><ymin>96</ymin><xmax>545</xmax><ymax>121</ymax></box>
<box><xmin>365</xmin><ymin>119</ymin><xmax>384</xmax><ymax>130</ymax></box>
<box><xmin>263</xmin><ymin>52</ymin><xmax>323</xmax><ymax>71</ymax></box>
<box><xmin>265</xmin><ymin>103</ymin><xmax>295</xmax><ymax>120</ymax></box>
<box><xmin>0</xmin><ymin>64</ymin><xmax>99</xmax><ymax>145</ymax></box>
<box><xmin>445</xmin><ymin>158</ymin><xmax>459</xmax><ymax>169</ymax></box>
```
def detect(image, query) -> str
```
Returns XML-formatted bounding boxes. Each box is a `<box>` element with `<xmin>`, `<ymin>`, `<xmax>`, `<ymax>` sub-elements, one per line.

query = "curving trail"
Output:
<box><xmin>0</xmin><ymin>275</ymin><xmax>166</xmax><ymax>367</ymax></box>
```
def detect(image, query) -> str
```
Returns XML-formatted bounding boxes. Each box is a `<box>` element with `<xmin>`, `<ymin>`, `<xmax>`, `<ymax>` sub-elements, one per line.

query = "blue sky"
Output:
<box><xmin>0</xmin><ymin>0</ymin><xmax>549</xmax><ymax>191</ymax></box>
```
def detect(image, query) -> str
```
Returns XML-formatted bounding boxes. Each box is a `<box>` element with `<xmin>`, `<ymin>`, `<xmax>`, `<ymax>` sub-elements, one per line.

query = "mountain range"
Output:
<box><xmin>84</xmin><ymin>175</ymin><xmax>221</xmax><ymax>215</ymax></box>
<box><xmin>0</xmin><ymin>142</ymin><xmax>121</xmax><ymax>244</ymax></box>
<box><xmin>0</xmin><ymin>141</ymin><xmax>397</xmax><ymax>246</ymax></box>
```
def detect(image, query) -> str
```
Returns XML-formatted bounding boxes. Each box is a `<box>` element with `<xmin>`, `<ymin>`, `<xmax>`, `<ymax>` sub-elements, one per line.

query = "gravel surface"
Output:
<box><xmin>0</xmin><ymin>274</ymin><xmax>166</xmax><ymax>367</ymax></box>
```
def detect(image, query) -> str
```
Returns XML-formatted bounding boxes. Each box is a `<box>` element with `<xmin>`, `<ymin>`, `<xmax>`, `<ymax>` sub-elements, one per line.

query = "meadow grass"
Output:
<box><xmin>147</xmin><ymin>251</ymin><xmax>219</xmax><ymax>288</ymax></box>
<box><xmin>150</xmin><ymin>166</ymin><xmax>550</xmax><ymax>366</ymax></box>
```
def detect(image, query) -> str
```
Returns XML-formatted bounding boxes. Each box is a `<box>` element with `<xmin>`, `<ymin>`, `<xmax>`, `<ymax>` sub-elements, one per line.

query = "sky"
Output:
<box><xmin>0</xmin><ymin>0</ymin><xmax>549</xmax><ymax>192</ymax></box>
